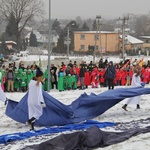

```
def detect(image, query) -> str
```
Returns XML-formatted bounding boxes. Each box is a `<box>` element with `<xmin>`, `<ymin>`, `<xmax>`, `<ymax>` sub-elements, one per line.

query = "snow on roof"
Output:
<box><xmin>139</xmin><ymin>36</ymin><xmax>150</xmax><ymax>39</ymax></box>
<box><xmin>120</xmin><ymin>35</ymin><xmax>144</xmax><ymax>44</ymax></box>
<box><xmin>0</xmin><ymin>41</ymin><xmax>17</xmax><ymax>45</ymax></box>
<box><xmin>5</xmin><ymin>41</ymin><xmax>17</xmax><ymax>45</ymax></box>
<box><xmin>74</xmin><ymin>31</ymin><xmax>118</xmax><ymax>34</ymax></box>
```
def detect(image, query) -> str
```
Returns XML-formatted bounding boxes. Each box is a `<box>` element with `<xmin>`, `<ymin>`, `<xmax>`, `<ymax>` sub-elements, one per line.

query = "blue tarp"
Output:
<box><xmin>5</xmin><ymin>86</ymin><xmax>150</xmax><ymax>126</ymax></box>
<box><xmin>0</xmin><ymin>120</ymin><xmax>115</xmax><ymax>144</ymax></box>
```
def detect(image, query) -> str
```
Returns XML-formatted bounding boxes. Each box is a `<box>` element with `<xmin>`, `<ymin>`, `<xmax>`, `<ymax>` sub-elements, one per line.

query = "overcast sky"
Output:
<box><xmin>42</xmin><ymin>0</ymin><xmax>150</xmax><ymax>19</ymax></box>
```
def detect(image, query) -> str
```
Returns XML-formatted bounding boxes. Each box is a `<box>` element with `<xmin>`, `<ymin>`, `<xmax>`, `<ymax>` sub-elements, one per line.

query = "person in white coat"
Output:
<box><xmin>122</xmin><ymin>65</ymin><xmax>144</xmax><ymax>111</ymax></box>
<box><xmin>27</xmin><ymin>67</ymin><xmax>46</xmax><ymax>130</ymax></box>
<box><xmin>0</xmin><ymin>83</ymin><xmax>7</xmax><ymax>103</ymax></box>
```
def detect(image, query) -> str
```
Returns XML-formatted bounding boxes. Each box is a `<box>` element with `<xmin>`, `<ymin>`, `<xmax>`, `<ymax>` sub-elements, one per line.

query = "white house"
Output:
<box><xmin>25</xmin><ymin>30</ymin><xmax>59</xmax><ymax>48</ymax></box>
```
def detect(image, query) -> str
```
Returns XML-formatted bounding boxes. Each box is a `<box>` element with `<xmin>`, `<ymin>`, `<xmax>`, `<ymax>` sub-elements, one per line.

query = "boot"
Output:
<box><xmin>122</xmin><ymin>104</ymin><xmax>128</xmax><ymax>111</ymax></box>
<box><xmin>137</xmin><ymin>104</ymin><xmax>140</xmax><ymax>109</ymax></box>
<box><xmin>26</xmin><ymin>117</ymin><xmax>36</xmax><ymax>130</ymax></box>
<box><xmin>30</xmin><ymin>122</ymin><xmax>35</xmax><ymax>130</ymax></box>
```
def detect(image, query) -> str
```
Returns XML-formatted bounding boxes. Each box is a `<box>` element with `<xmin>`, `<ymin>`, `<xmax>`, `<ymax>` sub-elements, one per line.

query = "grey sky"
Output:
<box><xmin>43</xmin><ymin>0</ymin><xmax>150</xmax><ymax>19</ymax></box>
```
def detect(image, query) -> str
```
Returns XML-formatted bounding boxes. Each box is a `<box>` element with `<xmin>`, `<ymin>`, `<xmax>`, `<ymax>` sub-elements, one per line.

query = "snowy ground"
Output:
<box><xmin>1</xmin><ymin>54</ymin><xmax>150</xmax><ymax>149</ymax></box>
<box><xmin>0</xmin><ymin>84</ymin><xmax>150</xmax><ymax>150</ymax></box>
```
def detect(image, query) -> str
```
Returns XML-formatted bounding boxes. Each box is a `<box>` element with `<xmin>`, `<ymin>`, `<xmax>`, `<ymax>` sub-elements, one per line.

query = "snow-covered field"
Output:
<box><xmin>0</xmin><ymin>85</ymin><xmax>150</xmax><ymax>150</ymax></box>
<box><xmin>0</xmin><ymin>55</ymin><xmax>150</xmax><ymax>150</ymax></box>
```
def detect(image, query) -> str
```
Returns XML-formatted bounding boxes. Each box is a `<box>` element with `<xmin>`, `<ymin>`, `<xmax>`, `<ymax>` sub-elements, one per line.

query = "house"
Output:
<box><xmin>74</xmin><ymin>31</ymin><xmax>120</xmax><ymax>53</ymax></box>
<box><xmin>119</xmin><ymin>35</ymin><xmax>144</xmax><ymax>51</ymax></box>
<box><xmin>25</xmin><ymin>30</ymin><xmax>59</xmax><ymax>48</ymax></box>
<box><xmin>138</xmin><ymin>36</ymin><xmax>150</xmax><ymax>52</ymax></box>
<box><xmin>0</xmin><ymin>40</ymin><xmax>17</xmax><ymax>50</ymax></box>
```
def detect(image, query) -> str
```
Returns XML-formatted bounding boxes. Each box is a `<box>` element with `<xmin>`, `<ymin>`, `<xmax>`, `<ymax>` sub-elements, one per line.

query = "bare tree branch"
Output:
<box><xmin>0</xmin><ymin>0</ymin><xmax>44</xmax><ymax>50</ymax></box>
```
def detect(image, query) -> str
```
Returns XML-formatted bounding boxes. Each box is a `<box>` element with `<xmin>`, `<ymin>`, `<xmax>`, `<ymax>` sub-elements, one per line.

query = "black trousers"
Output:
<box><xmin>52</xmin><ymin>81</ymin><xmax>58</xmax><ymax>89</ymax></box>
<box><xmin>107</xmin><ymin>78</ymin><xmax>114</xmax><ymax>90</ymax></box>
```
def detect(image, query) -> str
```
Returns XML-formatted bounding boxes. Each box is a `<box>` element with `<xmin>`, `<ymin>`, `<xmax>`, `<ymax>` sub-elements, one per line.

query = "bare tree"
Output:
<box><xmin>134</xmin><ymin>14</ymin><xmax>150</xmax><ymax>37</ymax></box>
<box><xmin>0</xmin><ymin>0</ymin><xmax>44</xmax><ymax>51</ymax></box>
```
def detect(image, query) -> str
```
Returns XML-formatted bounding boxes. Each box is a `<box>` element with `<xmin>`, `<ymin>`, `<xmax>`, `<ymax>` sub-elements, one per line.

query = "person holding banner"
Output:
<box><xmin>122</xmin><ymin>65</ymin><xmax>145</xmax><ymax>111</ymax></box>
<box><xmin>26</xmin><ymin>67</ymin><xmax>46</xmax><ymax>130</ymax></box>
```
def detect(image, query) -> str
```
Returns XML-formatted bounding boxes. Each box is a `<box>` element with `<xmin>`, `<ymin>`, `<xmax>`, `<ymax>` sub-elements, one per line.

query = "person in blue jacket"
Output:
<box><xmin>105</xmin><ymin>61</ymin><xmax>116</xmax><ymax>90</ymax></box>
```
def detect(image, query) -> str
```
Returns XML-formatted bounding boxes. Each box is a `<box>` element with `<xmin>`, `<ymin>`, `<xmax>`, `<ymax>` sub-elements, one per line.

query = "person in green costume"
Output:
<box><xmin>58</xmin><ymin>68</ymin><xmax>65</xmax><ymax>91</ymax></box>
<box><xmin>66</xmin><ymin>74</ymin><xmax>73</xmax><ymax>90</ymax></box>
<box><xmin>63</xmin><ymin>75</ymin><xmax>67</xmax><ymax>90</ymax></box>
<box><xmin>71</xmin><ymin>74</ymin><xmax>78</xmax><ymax>90</ymax></box>
<box><xmin>20</xmin><ymin>71</ymin><xmax>27</xmax><ymax>92</ymax></box>
<box><xmin>42</xmin><ymin>67</ymin><xmax>51</xmax><ymax>91</ymax></box>
<box><xmin>0</xmin><ymin>66</ymin><xmax>6</xmax><ymax>91</ymax></box>
<box><xmin>18</xmin><ymin>63</ymin><xmax>25</xmax><ymax>74</ymax></box>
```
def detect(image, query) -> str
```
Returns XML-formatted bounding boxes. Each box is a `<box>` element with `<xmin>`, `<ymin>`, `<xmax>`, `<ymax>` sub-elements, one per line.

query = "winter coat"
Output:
<box><xmin>105</xmin><ymin>66</ymin><xmax>116</xmax><ymax>79</ymax></box>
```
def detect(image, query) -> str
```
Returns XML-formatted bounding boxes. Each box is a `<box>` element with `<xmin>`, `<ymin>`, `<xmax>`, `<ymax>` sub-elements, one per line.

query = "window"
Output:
<box><xmin>80</xmin><ymin>34</ymin><xmax>85</xmax><ymax>40</ymax></box>
<box><xmin>94</xmin><ymin>34</ymin><xmax>99</xmax><ymax>40</ymax></box>
<box><xmin>95</xmin><ymin>45</ymin><xmax>99</xmax><ymax>50</ymax></box>
<box><xmin>80</xmin><ymin>45</ymin><xmax>85</xmax><ymax>50</ymax></box>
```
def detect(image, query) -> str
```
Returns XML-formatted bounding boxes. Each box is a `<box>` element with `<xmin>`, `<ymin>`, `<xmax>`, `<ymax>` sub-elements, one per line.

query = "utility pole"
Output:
<box><xmin>47</xmin><ymin>0</ymin><xmax>51</xmax><ymax>92</ymax></box>
<box><xmin>93</xmin><ymin>15</ymin><xmax>101</xmax><ymax>63</ymax></box>
<box><xmin>98</xmin><ymin>20</ymin><xmax>102</xmax><ymax>58</ymax></box>
<box><xmin>119</xmin><ymin>16</ymin><xmax>129</xmax><ymax>62</ymax></box>
<box><xmin>67</xmin><ymin>26</ymin><xmax>70</xmax><ymax>57</ymax></box>
<box><xmin>66</xmin><ymin>23</ymin><xmax>75</xmax><ymax>57</ymax></box>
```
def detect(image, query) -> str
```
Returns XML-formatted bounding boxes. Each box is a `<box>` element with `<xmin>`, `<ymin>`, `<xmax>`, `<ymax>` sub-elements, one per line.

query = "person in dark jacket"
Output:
<box><xmin>50</xmin><ymin>64</ymin><xmax>57</xmax><ymax>89</ymax></box>
<box><xmin>88</xmin><ymin>61</ymin><xmax>95</xmax><ymax>73</ymax></box>
<box><xmin>79</xmin><ymin>61</ymin><xmax>87</xmax><ymax>90</ymax></box>
<box><xmin>105</xmin><ymin>61</ymin><xmax>116</xmax><ymax>90</ymax></box>
<box><xmin>98</xmin><ymin>58</ymin><xmax>104</xmax><ymax>68</ymax></box>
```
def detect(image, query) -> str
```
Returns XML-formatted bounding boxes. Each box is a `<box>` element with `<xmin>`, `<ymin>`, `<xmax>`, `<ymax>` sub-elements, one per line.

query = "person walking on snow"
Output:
<box><xmin>26</xmin><ymin>67</ymin><xmax>46</xmax><ymax>130</ymax></box>
<box><xmin>122</xmin><ymin>65</ymin><xmax>145</xmax><ymax>111</ymax></box>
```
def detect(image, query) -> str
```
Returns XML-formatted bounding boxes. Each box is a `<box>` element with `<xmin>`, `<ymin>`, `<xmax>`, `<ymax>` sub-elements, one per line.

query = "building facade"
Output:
<box><xmin>74</xmin><ymin>31</ymin><xmax>120</xmax><ymax>53</ymax></box>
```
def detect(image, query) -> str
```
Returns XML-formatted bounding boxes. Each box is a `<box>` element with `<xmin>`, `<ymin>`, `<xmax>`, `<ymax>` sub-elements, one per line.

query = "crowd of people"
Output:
<box><xmin>0</xmin><ymin>58</ymin><xmax>150</xmax><ymax>93</ymax></box>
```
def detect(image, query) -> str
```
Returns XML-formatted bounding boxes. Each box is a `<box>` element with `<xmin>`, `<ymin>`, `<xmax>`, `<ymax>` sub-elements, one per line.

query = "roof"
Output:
<box><xmin>139</xmin><ymin>36</ymin><xmax>150</xmax><ymax>39</ymax></box>
<box><xmin>0</xmin><ymin>41</ymin><xmax>17</xmax><ymax>45</ymax></box>
<box><xmin>74</xmin><ymin>31</ymin><xmax>118</xmax><ymax>34</ymax></box>
<box><xmin>5</xmin><ymin>41</ymin><xmax>17</xmax><ymax>45</ymax></box>
<box><xmin>120</xmin><ymin>35</ymin><xmax>144</xmax><ymax>44</ymax></box>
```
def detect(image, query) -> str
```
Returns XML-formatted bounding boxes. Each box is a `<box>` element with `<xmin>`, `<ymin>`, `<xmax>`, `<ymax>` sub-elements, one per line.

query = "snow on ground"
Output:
<box><xmin>1</xmin><ymin>55</ymin><xmax>150</xmax><ymax>149</ymax></box>
<box><xmin>0</xmin><ymin>84</ymin><xmax>150</xmax><ymax>150</ymax></box>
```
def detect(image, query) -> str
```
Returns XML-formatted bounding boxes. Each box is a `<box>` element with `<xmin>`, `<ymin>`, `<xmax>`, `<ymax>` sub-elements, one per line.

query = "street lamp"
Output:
<box><xmin>47</xmin><ymin>0</ymin><xmax>51</xmax><ymax>92</ymax></box>
<box><xmin>93</xmin><ymin>15</ymin><xmax>101</xmax><ymax>63</ymax></box>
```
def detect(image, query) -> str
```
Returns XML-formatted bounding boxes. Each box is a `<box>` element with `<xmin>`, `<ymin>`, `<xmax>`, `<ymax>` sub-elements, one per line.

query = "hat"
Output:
<box><xmin>36</xmin><ymin>68</ymin><xmax>43</xmax><ymax>77</ymax></box>
<box><xmin>109</xmin><ymin>61</ymin><xmax>113</xmax><ymax>65</ymax></box>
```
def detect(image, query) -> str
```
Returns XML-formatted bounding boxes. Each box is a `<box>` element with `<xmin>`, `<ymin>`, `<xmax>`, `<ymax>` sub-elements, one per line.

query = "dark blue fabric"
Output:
<box><xmin>0</xmin><ymin>120</ymin><xmax>115</xmax><ymax>144</ymax></box>
<box><xmin>6</xmin><ymin>91</ymin><xmax>73</xmax><ymax>126</ymax></box>
<box><xmin>5</xmin><ymin>86</ymin><xmax>150</xmax><ymax>126</ymax></box>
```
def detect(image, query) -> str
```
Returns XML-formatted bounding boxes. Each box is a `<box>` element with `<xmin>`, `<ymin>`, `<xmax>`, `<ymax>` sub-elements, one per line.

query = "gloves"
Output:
<box><xmin>141</xmin><ymin>82</ymin><xmax>146</xmax><ymax>87</ymax></box>
<box><xmin>41</xmin><ymin>102</ymin><xmax>46</xmax><ymax>108</ymax></box>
